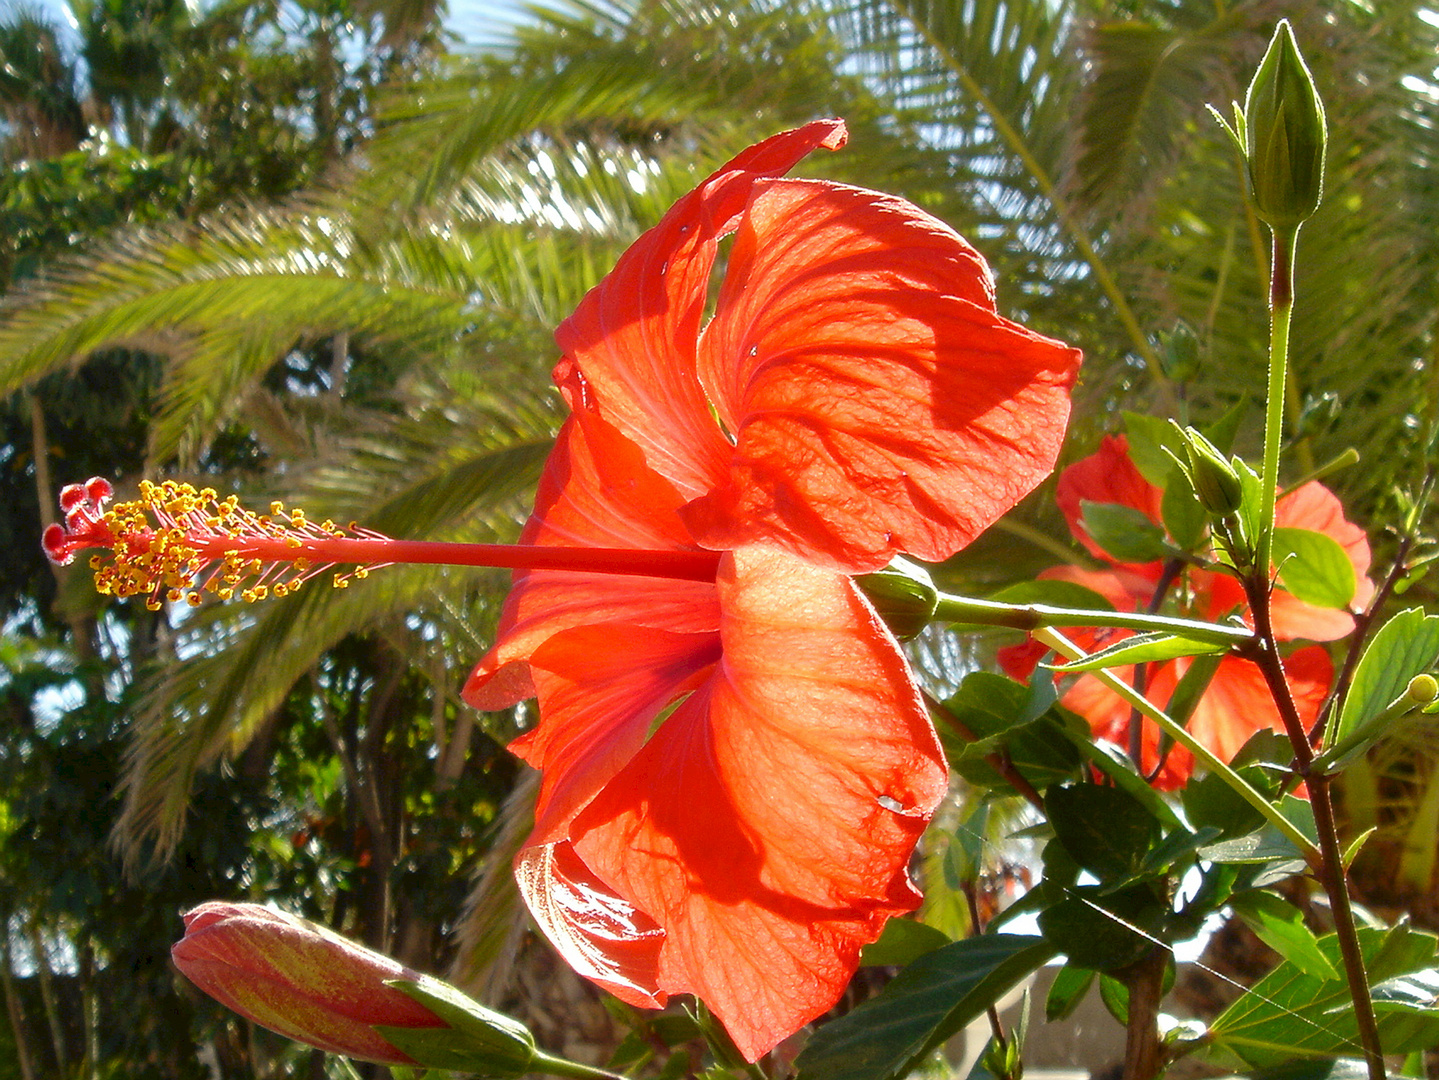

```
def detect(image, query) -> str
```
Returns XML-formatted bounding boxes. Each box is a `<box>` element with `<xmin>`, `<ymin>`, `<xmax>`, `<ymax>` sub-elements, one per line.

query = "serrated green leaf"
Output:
<box><xmin>1336</xmin><ymin>609</ymin><xmax>1439</xmax><ymax>746</ymax></box>
<box><xmin>1037</xmin><ymin>884</ymin><xmax>1166</xmax><ymax>971</ymax></box>
<box><xmin>1046</xmin><ymin>783</ymin><xmax>1161</xmax><ymax>879</ymax></box>
<box><xmin>794</xmin><ymin>936</ymin><xmax>1055</xmax><ymax>1080</ymax></box>
<box><xmin>1209</xmin><ymin>924</ymin><xmax>1439</xmax><ymax>1066</ymax></box>
<box><xmin>1230</xmin><ymin>892</ymin><xmax>1339</xmax><ymax>980</ymax></box>
<box><xmin>1271</xmin><ymin>528</ymin><xmax>1357</xmax><ymax>609</ymax></box>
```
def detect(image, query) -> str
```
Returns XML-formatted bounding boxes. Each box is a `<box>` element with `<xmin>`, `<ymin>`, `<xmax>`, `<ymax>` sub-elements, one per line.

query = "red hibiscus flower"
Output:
<box><xmin>1001</xmin><ymin>435</ymin><xmax>1372</xmax><ymax>789</ymax></box>
<box><xmin>42</xmin><ymin>120</ymin><xmax>1081</xmax><ymax>1061</ymax></box>
<box><xmin>462</xmin><ymin>120</ymin><xmax>1081</xmax><ymax>1058</ymax></box>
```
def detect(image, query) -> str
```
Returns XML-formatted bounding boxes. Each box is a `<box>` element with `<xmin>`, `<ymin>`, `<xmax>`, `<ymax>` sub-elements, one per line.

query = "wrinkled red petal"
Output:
<box><xmin>464</xmin><ymin>378</ymin><xmax>717</xmax><ymax>710</ymax></box>
<box><xmin>555</xmin><ymin>121</ymin><xmax>847</xmax><ymax>501</ymax></box>
<box><xmin>1055</xmin><ymin>434</ymin><xmax>1166</xmax><ymax>560</ymax></box>
<box><xmin>683</xmin><ymin>180</ymin><xmax>1081</xmax><ymax>572</ymax></box>
<box><xmin>561</xmin><ymin>547</ymin><xmax>947</xmax><ymax>1061</ymax></box>
<box><xmin>519</xmin><ymin>623</ymin><xmax>720</xmax><ymax>845</ymax></box>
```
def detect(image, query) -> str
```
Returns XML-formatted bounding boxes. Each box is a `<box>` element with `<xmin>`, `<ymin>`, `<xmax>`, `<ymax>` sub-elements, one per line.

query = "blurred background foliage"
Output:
<box><xmin>1</xmin><ymin>0</ymin><xmax>1437</xmax><ymax>1076</ymax></box>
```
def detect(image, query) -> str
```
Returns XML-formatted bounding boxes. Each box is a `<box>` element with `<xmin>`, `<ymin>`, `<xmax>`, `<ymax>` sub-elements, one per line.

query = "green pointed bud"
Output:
<box><xmin>1159</xmin><ymin>320</ymin><xmax>1200</xmax><ymax>382</ymax></box>
<box><xmin>856</xmin><ymin>555</ymin><xmax>939</xmax><ymax>641</ymax></box>
<box><xmin>1243</xmin><ymin>20</ymin><xmax>1327</xmax><ymax>229</ymax></box>
<box><xmin>1167</xmin><ymin>424</ymin><xmax>1244</xmax><ymax>519</ymax></box>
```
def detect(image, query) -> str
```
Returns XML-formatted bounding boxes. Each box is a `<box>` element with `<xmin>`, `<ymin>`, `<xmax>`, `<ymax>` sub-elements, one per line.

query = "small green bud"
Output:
<box><xmin>1242</xmin><ymin>20</ymin><xmax>1327</xmax><ymax>229</ymax></box>
<box><xmin>1167</xmin><ymin>424</ymin><xmax>1244</xmax><ymax>519</ymax></box>
<box><xmin>856</xmin><ymin>555</ymin><xmax>939</xmax><ymax>641</ymax></box>
<box><xmin>1408</xmin><ymin>673</ymin><xmax>1438</xmax><ymax>708</ymax></box>
<box><xmin>1158</xmin><ymin>320</ymin><xmax>1201</xmax><ymax>382</ymax></box>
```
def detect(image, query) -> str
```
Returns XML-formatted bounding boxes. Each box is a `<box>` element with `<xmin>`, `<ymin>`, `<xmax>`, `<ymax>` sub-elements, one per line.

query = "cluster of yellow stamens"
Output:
<box><xmin>44</xmin><ymin>478</ymin><xmax>375</xmax><ymax>611</ymax></box>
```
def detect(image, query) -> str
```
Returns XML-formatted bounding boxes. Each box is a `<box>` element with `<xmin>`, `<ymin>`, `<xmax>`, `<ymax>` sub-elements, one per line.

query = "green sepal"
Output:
<box><xmin>382</xmin><ymin>976</ymin><xmax>535</xmax><ymax>1076</ymax></box>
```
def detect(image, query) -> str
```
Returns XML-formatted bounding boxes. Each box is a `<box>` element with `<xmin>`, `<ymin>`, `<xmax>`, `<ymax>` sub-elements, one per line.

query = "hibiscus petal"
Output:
<box><xmin>519</xmin><ymin>623</ymin><xmax>720</xmax><ymax>845</ymax></box>
<box><xmin>463</xmin><ymin>386</ymin><xmax>717</xmax><ymax>710</ymax></box>
<box><xmin>562</xmin><ymin>547</ymin><xmax>948</xmax><ymax>1060</ymax></box>
<box><xmin>555</xmin><ymin>121</ymin><xmax>847</xmax><ymax>500</ymax></box>
<box><xmin>1186</xmin><ymin>647</ymin><xmax>1332</xmax><ymax>765</ymax></box>
<box><xmin>514</xmin><ymin>843</ymin><xmax>666</xmax><ymax>1010</ymax></box>
<box><xmin>683</xmin><ymin>180</ymin><xmax>1081</xmax><ymax>571</ymax></box>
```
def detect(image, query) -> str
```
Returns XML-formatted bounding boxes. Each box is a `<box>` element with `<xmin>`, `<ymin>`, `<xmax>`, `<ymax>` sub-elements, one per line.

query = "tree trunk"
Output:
<box><xmin>1</xmin><ymin>932</ymin><xmax>39</xmax><ymax>1080</ymax></box>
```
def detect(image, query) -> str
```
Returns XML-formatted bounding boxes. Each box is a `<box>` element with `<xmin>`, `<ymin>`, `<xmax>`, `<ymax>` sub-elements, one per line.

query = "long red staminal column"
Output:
<box><xmin>43</xmin><ymin>477</ymin><xmax>720</xmax><ymax>611</ymax></box>
<box><xmin>215</xmin><ymin>536</ymin><xmax>722</xmax><ymax>582</ymax></box>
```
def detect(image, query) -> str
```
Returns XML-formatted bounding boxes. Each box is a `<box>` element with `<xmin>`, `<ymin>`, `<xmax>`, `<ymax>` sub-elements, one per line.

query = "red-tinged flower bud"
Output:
<box><xmin>172</xmin><ymin>902</ymin><xmax>447</xmax><ymax>1065</ymax></box>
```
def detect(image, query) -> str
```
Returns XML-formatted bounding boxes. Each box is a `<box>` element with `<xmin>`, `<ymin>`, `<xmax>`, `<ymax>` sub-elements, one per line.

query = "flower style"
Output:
<box><xmin>42</xmin><ymin>120</ymin><xmax>1081</xmax><ymax>1060</ymax></box>
<box><xmin>461</xmin><ymin>120</ymin><xmax>1080</xmax><ymax>1058</ymax></box>
<box><xmin>1001</xmin><ymin>434</ymin><xmax>1372</xmax><ymax>788</ymax></box>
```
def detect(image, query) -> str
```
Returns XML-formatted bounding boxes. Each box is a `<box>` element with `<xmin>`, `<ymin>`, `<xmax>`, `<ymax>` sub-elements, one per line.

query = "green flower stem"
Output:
<box><xmin>530</xmin><ymin>1051</ymin><xmax>630</xmax><ymax>1080</ymax></box>
<box><xmin>1257</xmin><ymin>226</ymin><xmax>1299</xmax><ymax>579</ymax></box>
<box><xmin>1032</xmin><ymin>627</ymin><xmax>1317</xmax><ymax>859</ymax></box>
<box><xmin>932</xmin><ymin>593</ymin><xmax>1252</xmax><ymax>646</ymax></box>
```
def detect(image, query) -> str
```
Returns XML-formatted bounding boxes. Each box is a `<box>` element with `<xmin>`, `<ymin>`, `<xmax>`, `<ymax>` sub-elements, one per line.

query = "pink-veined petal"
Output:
<box><xmin>563</xmin><ymin>546</ymin><xmax>947</xmax><ymax>1060</ymax></box>
<box><xmin>555</xmin><ymin>121</ymin><xmax>848</xmax><ymax>500</ymax></box>
<box><xmin>684</xmin><ymin>181</ymin><xmax>1080</xmax><ymax>571</ymax></box>
<box><xmin>514</xmin><ymin>843</ymin><xmax>666</xmax><ymax>1010</ymax></box>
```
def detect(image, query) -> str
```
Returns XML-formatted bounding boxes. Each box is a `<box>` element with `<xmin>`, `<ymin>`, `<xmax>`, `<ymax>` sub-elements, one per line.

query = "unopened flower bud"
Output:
<box><xmin>172</xmin><ymin>902</ymin><xmax>448</xmax><ymax>1065</ymax></box>
<box><xmin>1243</xmin><ymin>20</ymin><xmax>1326</xmax><ymax>229</ymax></box>
<box><xmin>1167</xmin><ymin>425</ymin><xmax>1244</xmax><ymax>519</ymax></box>
<box><xmin>856</xmin><ymin>555</ymin><xmax>939</xmax><ymax>640</ymax></box>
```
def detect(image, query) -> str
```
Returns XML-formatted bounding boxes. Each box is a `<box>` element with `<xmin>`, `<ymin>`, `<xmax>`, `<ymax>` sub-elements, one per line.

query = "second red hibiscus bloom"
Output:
<box><xmin>1002</xmin><ymin>434</ymin><xmax>1372</xmax><ymax>789</ymax></box>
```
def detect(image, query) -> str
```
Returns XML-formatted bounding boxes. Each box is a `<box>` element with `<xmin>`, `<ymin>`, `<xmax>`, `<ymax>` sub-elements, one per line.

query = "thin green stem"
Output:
<box><xmin>933</xmin><ymin>593</ymin><xmax>1251</xmax><ymax>646</ymax></box>
<box><xmin>1033</xmin><ymin>627</ymin><xmax>1317</xmax><ymax>859</ymax></box>
<box><xmin>1258</xmin><ymin>227</ymin><xmax>1298</xmax><ymax>578</ymax></box>
<box><xmin>530</xmin><ymin>1050</ymin><xmax>630</xmax><ymax>1080</ymax></box>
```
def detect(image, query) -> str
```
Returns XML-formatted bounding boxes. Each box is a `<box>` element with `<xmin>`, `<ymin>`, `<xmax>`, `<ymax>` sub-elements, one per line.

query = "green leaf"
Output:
<box><xmin>1335</xmin><ymin>609</ymin><xmax>1439</xmax><ymax>746</ymax></box>
<box><xmin>1183</xmin><ymin>764</ymin><xmax>1274</xmax><ymax>841</ymax></box>
<box><xmin>1161</xmin><ymin>464</ymin><xmax>1207</xmax><ymax>551</ymax></box>
<box><xmin>990</xmin><ymin>580</ymin><xmax>1116</xmax><ymax>613</ymax></box>
<box><xmin>1036</xmin><ymin>884</ymin><xmax>1167</xmax><ymax>971</ymax></box>
<box><xmin>1124</xmin><ymin>412</ymin><xmax>1188</xmax><ymax>487</ymax></box>
<box><xmin>1271</xmin><ymin>528</ymin><xmax>1357</xmax><ymax>609</ymax></box>
<box><xmin>1044</xmin><ymin>964</ymin><xmax>1094</xmax><ymax>1022</ymax></box>
<box><xmin>1199</xmin><ymin>795</ymin><xmax>1317</xmax><ymax>881</ymax></box>
<box><xmin>1045</xmin><ymin>783</ymin><xmax>1160</xmax><ymax>879</ymax></box>
<box><xmin>1209</xmin><ymin>924</ymin><xmax>1439</xmax><ymax>1066</ymax></box>
<box><xmin>793</xmin><ymin>935</ymin><xmax>1055</xmax><ymax>1080</ymax></box>
<box><xmin>860</xmin><ymin>918</ymin><xmax>953</xmax><ymax>968</ymax></box>
<box><xmin>1080</xmin><ymin>500</ymin><xmax>1171</xmax><ymax>563</ymax></box>
<box><xmin>1230</xmin><ymin>892</ymin><xmax>1339</xmax><ymax>980</ymax></box>
<box><xmin>1050</xmin><ymin>630</ymin><xmax>1227</xmax><ymax>673</ymax></box>
<box><xmin>941</xmin><ymin>673</ymin><xmax>1083</xmax><ymax>793</ymax></box>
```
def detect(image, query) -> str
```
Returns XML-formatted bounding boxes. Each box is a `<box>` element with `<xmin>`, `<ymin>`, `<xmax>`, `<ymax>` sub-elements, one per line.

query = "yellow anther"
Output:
<box><xmin>187</xmin><ymin>592</ymin><xmax>202</xmax><ymax>607</ymax></box>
